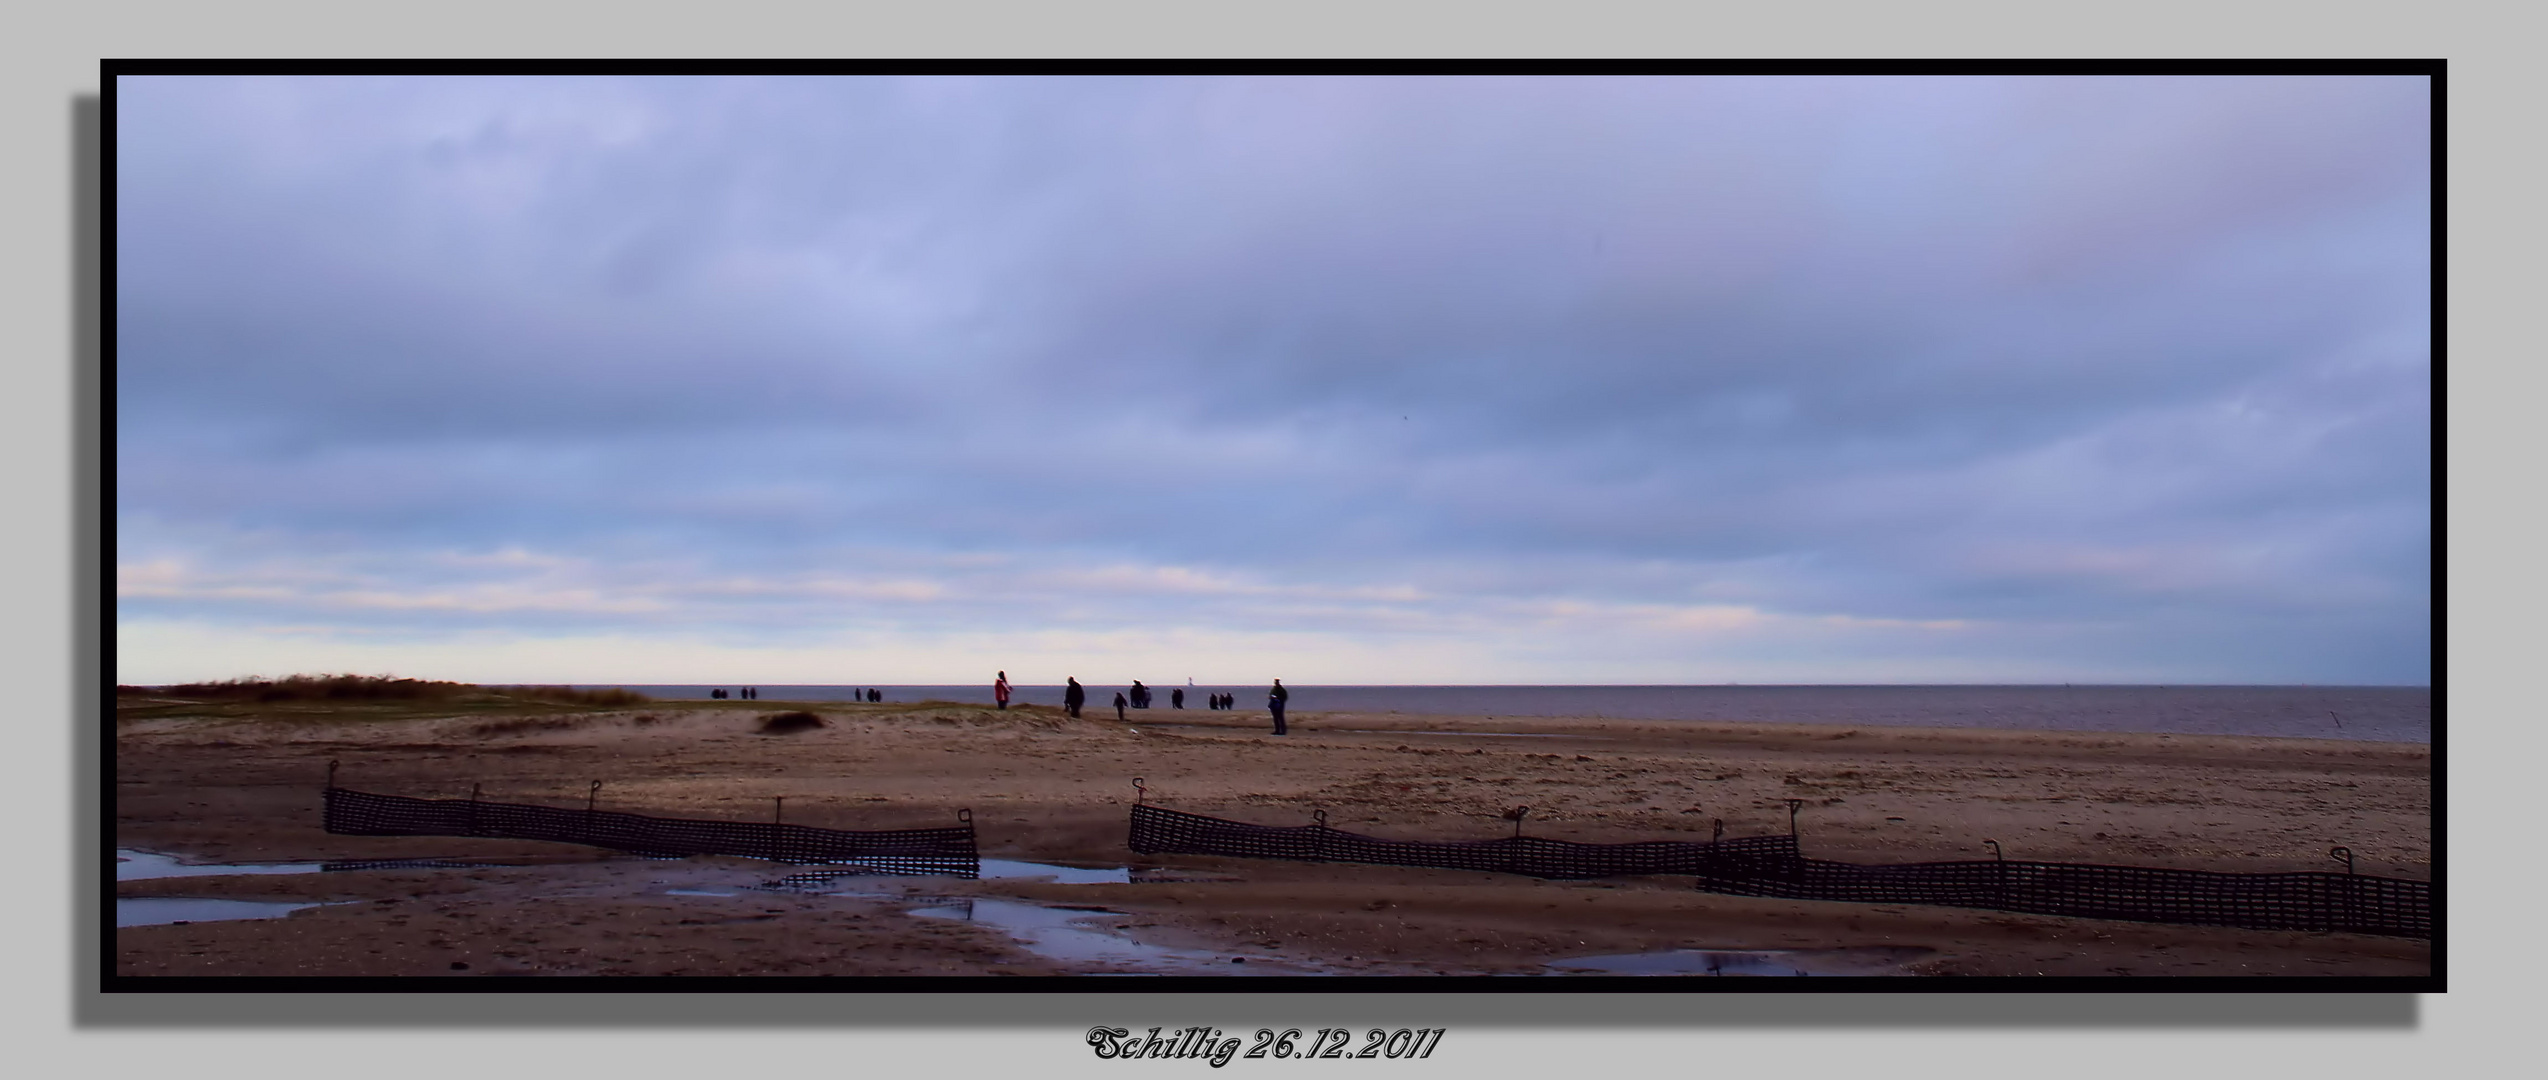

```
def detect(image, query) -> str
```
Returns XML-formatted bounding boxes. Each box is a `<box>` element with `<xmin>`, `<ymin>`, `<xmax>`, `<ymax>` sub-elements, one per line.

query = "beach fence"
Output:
<box><xmin>1128</xmin><ymin>798</ymin><xmax>1797</xmax><ymax>880</ymax></box>
<box><xmin>320</xmin><ymin>762</ymin><xmax>979</xmax><ymax>877</ymax></box>
<box><xmin>1124</xmin><ymin>797</ymin><xmax>2429</xmax><ymax>939</ymax></box>
<box><xmin>1687</xmin><ymin>839</ymin><xmax>2429</xmax><ymax>939</ymax></box>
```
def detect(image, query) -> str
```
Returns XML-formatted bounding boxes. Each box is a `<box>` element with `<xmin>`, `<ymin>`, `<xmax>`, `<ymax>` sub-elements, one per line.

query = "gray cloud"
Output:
<box><xmin>114</xmin><ymin>74</ymin><xmax>2431</xmax><ymax>684</ymax></box>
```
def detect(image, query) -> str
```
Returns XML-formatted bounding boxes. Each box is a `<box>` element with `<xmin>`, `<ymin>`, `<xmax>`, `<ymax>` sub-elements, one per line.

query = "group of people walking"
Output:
<box><xmin>1051</xmin><ymin>676</ymin><xmax>1289</xmax><ymax>735</ymax></box>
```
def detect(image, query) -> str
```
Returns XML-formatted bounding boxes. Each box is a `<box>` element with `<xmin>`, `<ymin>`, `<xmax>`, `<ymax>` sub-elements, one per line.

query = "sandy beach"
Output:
<box><xmin>112</xmin><ymin>695</ymin><xmax>2431</xmax><ymax>978</ymax></box>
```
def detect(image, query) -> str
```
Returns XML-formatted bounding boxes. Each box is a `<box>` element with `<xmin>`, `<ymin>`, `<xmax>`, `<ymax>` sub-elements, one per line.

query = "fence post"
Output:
<box><xmin>325</xmin><ymin>759</ymin><xmax>339</xmax><ymax>791</ymax></box>
<box><xmin>1703</xmin><ymin>818</ymin><xmax>1724</xmax><ymax>890</ymax></box>
<box><xmin>1786</xmin><ymin>798</ymin><xmax>1804</xmax><ymax>837</ymax></box>
<box><xmin>1313</xmin><ymin>809</ymin><xmax>1331</xmax><ymax>862</ymax></box>
<box><xmin>467</xmin><ymin>782</ymin><xmax>482</xmax><ymax>837</ymax></box>
<box><xmin>1985</xmin><ymin>839</ymin><xmax>2006</xmax><ymax>911</ymax></box>
<box><xmin>1133</xmin><ymin>777</ymin><xmax>1146</xmax><ymax>805</ymax></box>
<box><xmin>773</xmin><ymin>797</ymin><xmax>786</xmax><ymax>863</ymax></box>
<box><xmin>2330</xmin><ymin>846</ymin><xmax>2357</xmax><ymax>934</ymax></box>
<box><xmin>583</xmin><ymin>780</ymin><xmax>602</xmax><ymax>844</ymax></box>
<box><xmin>1501</xmin><ymin>806</ymin><xmax>1528</xmax><ymax>875</ymax></box>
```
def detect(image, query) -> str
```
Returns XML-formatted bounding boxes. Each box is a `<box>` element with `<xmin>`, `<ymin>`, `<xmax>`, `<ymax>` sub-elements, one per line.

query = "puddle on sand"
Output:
<box><xmin>910</xmin><ymin>898</ymin><xmax>1319</xmax><ymax>975</ymax></box>
<box><xmin>1548</xmin><ymin>946</ymin><xmax>1934</xmax><ymax>977</ymax></box>
<box><xmin>1334</xmin><ymin>730</ymin><xmax>1605</xmax><ymax>740</ymax></box>
<box><xmin>980</xmin><ymin>859</ymin><xmax>1132</xmax><ymax>884</ymax></box>
<box><xmin>117</xmin><ymin>849</ymin><xmax>322</xmax><ymax>881</ymax></box>
<box><xmin>119</xmin><ymin>849</ymin><xmax>515</xmax><ymax>880</ymax></box>
<box><xmin>117</xmin><ymin>897</ymin><xmax>341</xmax><ymax>928</ymax></box>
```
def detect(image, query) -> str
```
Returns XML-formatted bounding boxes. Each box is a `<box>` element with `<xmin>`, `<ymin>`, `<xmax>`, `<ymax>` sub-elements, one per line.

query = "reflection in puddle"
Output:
<box><xmin>1548</xmin><ymin>946</ymin><xmax>1933</xmax><ymax>977</ymax></box>
<box><xmin>321</xmin><ymin>857</ymin><xmax>509</xmax><ymax>872</ymax></box>
<box><xmin>980</xmin><ymin>859</ymin><xmax>1131</xmax><ymax>884</ymax></box>
<box><xmin>117</xmin><ymin>897</ymin><xmax>338</xmax><ymax>928</ymax></box>
<box><xmin>117</xmin><ymin>849</ymin><xmax>321</xmax><ymax>881</ymax></box>
<box><xmin>664</xmin><ymin>889</ymin><xmax>741</xmax><ymax>897</ymax></box>
<box><xmin>910</xmin><ymin>898</ymin><xmax>1316</xmax><ymax>975</ymax></box>
<box><xmin>756</xmin><ymin>858</ymin><xmax>1131</xmax><ymax>893</ymax></box>
<box><xmin>1333</xmin><ymin>730</ymin><xmax>1603</xmax><ymax>740</ymax></box>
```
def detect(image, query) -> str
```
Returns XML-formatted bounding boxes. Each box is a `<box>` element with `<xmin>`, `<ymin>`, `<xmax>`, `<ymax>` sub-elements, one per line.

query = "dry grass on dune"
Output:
<box><xmin>115</xmin><ymin>674</ymin><xmax>651</xmax><ymax>724</ymax></box>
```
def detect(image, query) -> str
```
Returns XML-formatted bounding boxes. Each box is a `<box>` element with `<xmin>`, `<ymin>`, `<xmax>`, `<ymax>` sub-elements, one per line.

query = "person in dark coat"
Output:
<box><xmin>1171</xmin><ymin>687</ymin><xmax>1184</xmax><ymax>709</ymax></box>
<box><xmin>1114</xmin><ymin>691</ymin><xmax>1129</xmax><ymax>722</ymax></box>
<box><xmin>1064</xmin><ymin>677</ymin><xmax>1086</xmax><ymax>718</ymax></box>
<box><xmin>1268</xmin><ymin>678</ymin><xmax>1288</xmax><ymax>735</ymax></box>
<box><xmin>1131</xmin><ymin>680</ymin><xmax>1149</xmax><ymax>709</ymax></box>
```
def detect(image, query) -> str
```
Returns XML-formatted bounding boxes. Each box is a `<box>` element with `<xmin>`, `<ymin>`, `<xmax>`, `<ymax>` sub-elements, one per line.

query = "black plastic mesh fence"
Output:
<box><xmin>1129</xmin><ymin>803</ymin><xmax>1795</xmax><ymax>880</ymax></box>
<box><xmin>1698</xmin><ymin>851</ymin><xmax>2430</xmax><ymax>938</ymax></box>
<box><xmin>324</xmin><ymin>786</ymin><xmax>979</xmax><ymax>877</ymax></box>
<box><xmin>1127</xmin><ymin>804</ymin><xmax>2428</xmax><ymax>938</ymax></box>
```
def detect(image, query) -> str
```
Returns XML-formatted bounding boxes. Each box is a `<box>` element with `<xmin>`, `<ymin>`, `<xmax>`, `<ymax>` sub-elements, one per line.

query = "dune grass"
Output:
<box><xmin>114</xmin><ymin>674</ymin><xmax>651</xmax><ymax>723</ymax></box>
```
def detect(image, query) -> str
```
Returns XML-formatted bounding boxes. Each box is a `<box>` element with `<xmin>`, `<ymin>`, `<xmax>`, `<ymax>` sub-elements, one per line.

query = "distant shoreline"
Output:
<box><xmin>577</xmin><ymin>684</ymin><xmax>2433</xmax><ymax>744</ymax></box>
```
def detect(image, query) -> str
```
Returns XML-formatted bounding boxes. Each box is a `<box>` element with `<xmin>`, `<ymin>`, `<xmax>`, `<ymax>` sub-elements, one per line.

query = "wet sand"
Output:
<box><xmin>112</xmin><ymin>698</ymin><xmax>2431</xmax><ymax>978</ymax></box>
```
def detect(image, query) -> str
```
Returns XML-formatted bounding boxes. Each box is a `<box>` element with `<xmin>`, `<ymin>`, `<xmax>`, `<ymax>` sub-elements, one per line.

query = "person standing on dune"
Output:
<box><xmin>994</xmin><ymin>671</ymin><xmax>1012</xmax><ymax>711</ymax></box>
<box><xmin>1114</xmin><ymin>691</ymin><xmax>1129</xmax><ymax>722</ymax></box>
<box><xmin>1268</xmin><ymin>678</ymin><xmax>1289</xmax><ymax>735</ymax></box>
<box><xmin>1064</xmin><ymin>677</ymin><xmax>1086</xmax><ymax>718</ymax></box>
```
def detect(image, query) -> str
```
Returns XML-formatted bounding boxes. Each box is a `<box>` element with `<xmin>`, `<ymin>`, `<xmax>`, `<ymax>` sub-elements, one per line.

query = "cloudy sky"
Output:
<box><xmin>113</xmin><ymin>74</ymin><xmax>2431</xmax><ymax>686</ymax></box>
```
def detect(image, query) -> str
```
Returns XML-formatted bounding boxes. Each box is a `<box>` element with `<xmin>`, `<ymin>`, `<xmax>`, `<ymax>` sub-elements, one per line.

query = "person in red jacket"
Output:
<box><xmin>994</xmin><ymin>671</ymin><xmax>1012</xmax><ymax>711</ymax></box>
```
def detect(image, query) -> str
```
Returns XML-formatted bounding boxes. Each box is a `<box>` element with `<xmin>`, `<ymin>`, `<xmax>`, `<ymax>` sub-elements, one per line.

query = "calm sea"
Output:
<box><xmin>603</xmin><ymin>684</ymin><xmax>2432</xmax><ymax>744</ymax></box>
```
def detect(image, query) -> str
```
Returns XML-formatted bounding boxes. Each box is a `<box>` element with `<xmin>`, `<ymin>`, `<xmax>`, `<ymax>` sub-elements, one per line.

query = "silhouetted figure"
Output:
<box><xmin>1131</xmin><ymin>680</ymin><xmax>1150</xmax><ymax>709</ymax></box>
<box><xmin>1172</xmin><ymin>687</ymin><xmax>1185</xmax><ymax>709</ymax></box>
<box><xmin>995</xmin><ymin>671</ymin><xmax>1011</xmax><ymax>711</ymax></box>
<box><xmin>1115</xmin><ymin>691</ymin><xmax>1129</xmax><ymax>722</ymax></box>
<box><xmin>1065</xmin><ymin>677</ymin><xmax>1086</xmax><ymax>718</ymax></box>
<box><xmin>1268</xmin><ymin>678</ymin><xmax>1288</xmax><ymax>735</ymax></box>
<box><xmin>869</xmin><ymin>688</ymin><xmax>881</xmax><ymax>703</ymax></box>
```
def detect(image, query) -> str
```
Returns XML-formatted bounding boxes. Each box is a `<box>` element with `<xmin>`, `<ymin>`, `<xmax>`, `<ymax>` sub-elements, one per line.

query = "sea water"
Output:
<box><xmin>601</xmin><ymin>684</ymin><xmax>2428</xmax><ymax>744</ymax></box>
